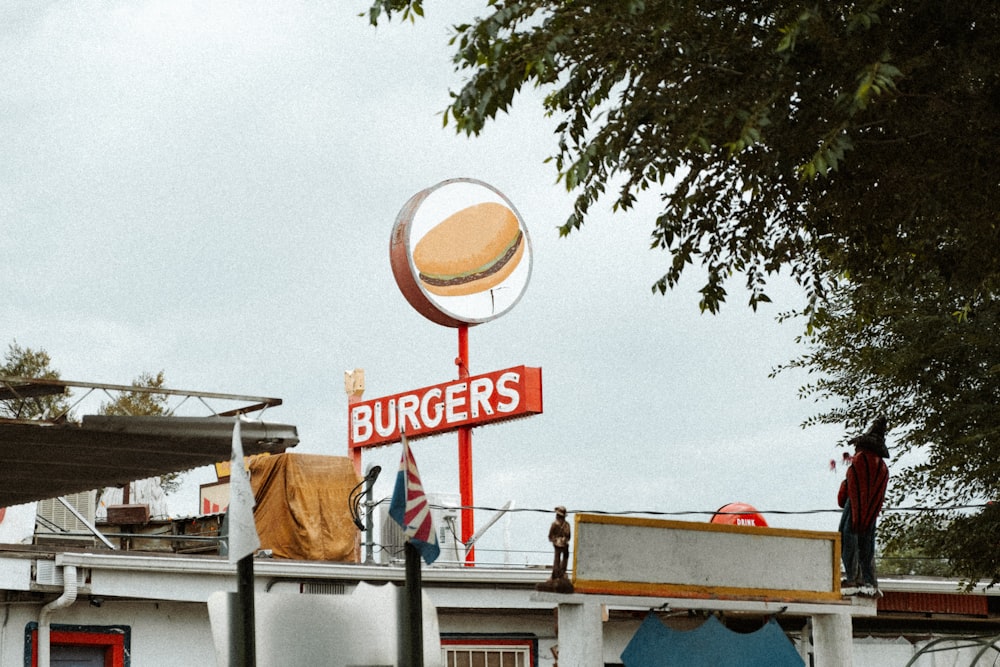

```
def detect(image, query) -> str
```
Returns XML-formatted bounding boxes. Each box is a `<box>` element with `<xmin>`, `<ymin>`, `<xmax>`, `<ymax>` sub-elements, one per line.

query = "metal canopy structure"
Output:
<box><xmin>0</xmin><ymin>416</ymin><xmax>298</xmax><ymax>508</ymax></box>
<box><xmin>0</xmin><ymin>375</ymin><xmax>285</xmax><ymax>421</ymax></box>
<box><xmin>0</xmin><ymin>376</ymin><xmax>299</xmax><ymax>508</ymax></box>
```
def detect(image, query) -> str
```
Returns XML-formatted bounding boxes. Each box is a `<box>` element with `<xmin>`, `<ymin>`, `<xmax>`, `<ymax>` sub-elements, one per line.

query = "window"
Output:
<box><xmin>24</xmin><ymin>623</ymin><xmax>129</xmax><ymax>667</ymax></box>
<box><xmin>442</xmin><ymin>636</ymin><xmax>536</xmax><ymax>667</ymax></box>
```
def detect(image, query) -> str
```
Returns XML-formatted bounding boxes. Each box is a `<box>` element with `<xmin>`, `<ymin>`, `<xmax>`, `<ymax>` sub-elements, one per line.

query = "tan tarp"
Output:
<box><xmin>249</xmin><ymin>453</ymin><xmax>361</xmax><ymax>562</ymax></box>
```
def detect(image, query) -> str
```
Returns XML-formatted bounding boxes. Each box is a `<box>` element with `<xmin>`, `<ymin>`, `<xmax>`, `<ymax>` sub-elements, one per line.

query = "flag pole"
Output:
<box><xmin>232</xmin><ymin>555</ymin><xmax>256</xmax><ymax>667</ymax></box>
<box><xmin>390</xmin><ymin>427</ymin><xmax>438</xmax><ymax>666</ymax></box>
<box><xmin>402</xmin><ymin>542</ymin><xmax>424</xmax><ymax>667</ymax></box>
<box><xmin>227</xmin><ymin>416</ymin><xmax>260</xmax><ymax>667</ymax></box>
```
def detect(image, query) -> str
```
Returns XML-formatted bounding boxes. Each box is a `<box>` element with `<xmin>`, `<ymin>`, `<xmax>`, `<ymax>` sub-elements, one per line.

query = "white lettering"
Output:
<box><xmin>351</xmin><ymin>405</ymin><xmax>373</xmax><ymax>443</ymax></box>
<box><xmin>374</xmin><ymin>398</ymin><xmax>396</xmax><ymax>438</ymax></box>
<box><xmin>469</xmin><ymin>378</ymin><xmax>494</xmax><ymax>419</ymax></box>
<box><xmin>445</xmin><ymin>382</ymin><xmax>468</xmax><ymax>422</ymax></box>
<box><xmin>351</xmin><ymin>367</ymin><xmax>538</xmax><ymax>447</ymax></box>
<box><xmin>398</xmin><ymin>394</ymin><xmax>420</xmax><ymax>433</ymax></box>
<box><xmin>496</xmin><ymin>372</ymin><xmax>520</xmax><ymax>413</ymax></box>
<box><xmin>420</xmin><ymin>388</ymin><xmax>443</xmax><ymax>428</ymax></box>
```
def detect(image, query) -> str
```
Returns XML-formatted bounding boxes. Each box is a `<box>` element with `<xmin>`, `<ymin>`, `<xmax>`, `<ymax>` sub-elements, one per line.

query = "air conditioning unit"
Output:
<box><xmin>35</xmin><ymin>491</ymin><xmax>97</xmax><ymax>546</ymax></box>
<box><xmin>379</xmin><ymin>509</ymin><xmax>405</xmax><ymax>565</ymax></box>
<box><xmin>379</xmin><ymin>492</ymin><xmax>463</xmax><ymax>566</ymax></box>
<box><xmin>429</xmin><ymin>492</ymin><xmax>463</xmax><ymax>566</ymax></box>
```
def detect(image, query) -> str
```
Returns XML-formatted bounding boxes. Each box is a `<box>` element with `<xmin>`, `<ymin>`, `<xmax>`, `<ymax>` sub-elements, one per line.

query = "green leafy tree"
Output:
<box><xmin>99</xmin><ymin>371</ymin><xmax>170</xmax><ymax>418</ymax></box>
<box><xmin>366</xmin><ymin>1</ymin><xmax>1000</xmax><ymax>583</ymax></box>
<box><xmin>99</xmin><ymin>371</ymin><xmax>183</xmax><ymax>494</ymax></box>
<box><xmin>369</xmin><ymin>0</ymin><xmax>1000</xmax><ymax>317</ymax></box>
<box><xmin>878</xmin><ymin>542</ymin><xmax>954</xmax><ymax>579</ymax></box>
<box><xmin>777</xmin><ymin>279</ymin><xmax>1000</xmax><ymax>585</ymax></box>
<box><xmin>0</xmin><ymin>342</ymin><xmax>71</xmax><ymax>421</ymax></box>
<box><xmin>2</xmin><ymin>343</ymin><xmax>183</xmax><ymax>496</ymax></box>
<box><xmin>879</xmin><ymin>507</ymin><xmax>1000</xmax><ymax>584</ymax></box>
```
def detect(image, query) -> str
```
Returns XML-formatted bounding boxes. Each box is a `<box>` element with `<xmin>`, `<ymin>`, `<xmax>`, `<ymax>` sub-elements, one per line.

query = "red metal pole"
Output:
<box><xmin>457</xmin><ymin>325</ymin><xmax>475</xmax><ymax>565</ymax></box>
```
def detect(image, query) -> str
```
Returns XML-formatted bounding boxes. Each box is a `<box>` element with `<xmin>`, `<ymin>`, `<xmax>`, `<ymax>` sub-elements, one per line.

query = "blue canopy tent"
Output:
<box><xmin>621</xmin><ymin>613</ymin><xmax>804</xmax><ymax>666</ymax></box>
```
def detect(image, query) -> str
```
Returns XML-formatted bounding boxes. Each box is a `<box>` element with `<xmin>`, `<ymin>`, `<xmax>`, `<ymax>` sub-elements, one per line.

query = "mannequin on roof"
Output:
<box><xmin>838</xmin><ymin>416</ymin><xmax>890</xmax><ymax>596</ymax></box>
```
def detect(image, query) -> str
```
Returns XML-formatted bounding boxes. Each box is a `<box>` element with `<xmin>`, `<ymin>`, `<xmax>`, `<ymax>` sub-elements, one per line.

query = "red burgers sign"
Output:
<box><xmin>349</xmin><ymin>365</ymin><xmax>542</xmax><ymax>449</ymax></box>
<box><xmin>366</xmin><ymin>179</ymin><xmax>541</xmax><ymax>560</ymax></box>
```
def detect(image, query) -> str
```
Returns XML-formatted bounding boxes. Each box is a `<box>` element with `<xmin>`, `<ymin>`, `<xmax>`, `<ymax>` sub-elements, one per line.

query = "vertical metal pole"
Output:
<box><xmin>231</xmin><ymin>555</ymin><xmax>256</xmax><ymax>667</ymax></box>
<box><xmin>364</xmin><ymin>466</ymin><xmax>376</xmax><ymax>564</ymax></box>
<box><xmin>457</xmin><ymin>324</ymin><xmax>475</xmax><ymax>565</ymax></box>
<box><xmin>402</xmin><ymin>542</ymin><xmax>424</xmax><ymax>667</ymax></box>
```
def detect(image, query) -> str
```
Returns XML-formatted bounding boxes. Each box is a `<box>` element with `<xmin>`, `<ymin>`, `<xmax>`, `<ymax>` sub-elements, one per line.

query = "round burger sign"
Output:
<box><xmin>390</xmin><ymin>179</ymin><xmax>532</xmax><ymax>327</ymax></box>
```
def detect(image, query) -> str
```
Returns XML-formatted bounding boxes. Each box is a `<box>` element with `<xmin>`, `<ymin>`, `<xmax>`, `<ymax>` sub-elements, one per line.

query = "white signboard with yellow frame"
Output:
<box><xmin>572</xmin><ymin>513</ymin><xmax>842</xmax><ymax>602</ymax></box>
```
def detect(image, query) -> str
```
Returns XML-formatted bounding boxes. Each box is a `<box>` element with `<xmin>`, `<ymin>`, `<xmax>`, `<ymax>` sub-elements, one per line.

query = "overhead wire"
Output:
<box><xmin>415</xmin><ymin>501</ymin><xmax>994</xmax><ymax>517</ymax></box>
<box><xmin>366</xmin><ymin>494</ymin><xmax>992</xmax><ymax>517</ymax></box>
<box><xmin>364</xmin><ymin>498</ymin><xmax>993</xmax><ymax>564</ymax></box>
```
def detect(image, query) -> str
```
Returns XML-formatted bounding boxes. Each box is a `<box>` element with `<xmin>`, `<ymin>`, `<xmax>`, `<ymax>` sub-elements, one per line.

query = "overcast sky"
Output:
<box><xmin>1</xmin><ymin>1</ymin><xmax>850</xmax><ymax>564</ymax></box>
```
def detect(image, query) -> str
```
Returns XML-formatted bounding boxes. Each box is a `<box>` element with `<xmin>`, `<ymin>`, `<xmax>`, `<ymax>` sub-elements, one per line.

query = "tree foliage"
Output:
<box><xmin>778</xmin><ymin>279</ymin><xmax>1000</xmax><ymax>586</ymax></box>
<box><xmin>366</xmin><ymin>1</ymin><xmax>1000</xmax><ymax>583</ymax></box>
<box><xmin>98</xmin><ymin>370</ymin><xmax>182</xmax><ymax>494</ymax></box>
<box><xmin>1</xmin><ymin>343</ymin><xmax>182</xmax><ymax>495</ymax></box>
<box><xmin>0</xmin><ymin>342</ymin><xmax>71</xmax><ymax>421</ymax></box>
<box><xmin>370</xmin><ymin>0</ymin><xmax>1000</xmax><ymax>316</ymax></box>
<box><xmin>99</xmin><ymin>371</ymin><xmax>170</xmax><ymax>418</ymax></box>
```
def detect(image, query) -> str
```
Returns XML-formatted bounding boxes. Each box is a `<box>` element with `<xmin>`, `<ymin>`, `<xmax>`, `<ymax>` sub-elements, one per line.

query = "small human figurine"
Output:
<box><xmin>838</xmin><ymin>416</ymin><xmax>890</xmax><ymax>597</ymax></box>
<box><xmin>537</xmin><ymin>505</ymin><xmax>573</xmax><ymax>592</ymax></box>
<box><xmin>549</xmin><ymin>505</ymin><xmax>571</xmax><ymax>579</ymax></box>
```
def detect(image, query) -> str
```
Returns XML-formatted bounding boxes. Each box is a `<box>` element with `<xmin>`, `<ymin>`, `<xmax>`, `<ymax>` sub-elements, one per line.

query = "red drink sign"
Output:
<box><xmin>349</xmin><ymin>366</ymin><xmax>542</xmax><ymax>449</ymax></box>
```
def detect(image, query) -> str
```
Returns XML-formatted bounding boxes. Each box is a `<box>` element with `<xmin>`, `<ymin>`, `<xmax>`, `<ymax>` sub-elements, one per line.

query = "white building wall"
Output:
<box><xmin>602</xmin><ymin>618</ymin><xmax>642</xmax><ymax>664</ymax></box>
<box><xmin>83</xmin><ymin>600</ymin><xmax>214</xmax><ymax>666</ymax></box>
<box><xmin>0</xmin><ymin>605</ymin><xmax>35</xmax><ymax>667</ymax></box>
<box><xmin>0</xmin><ymin>599</ymin><xmax>214</xmax><ymax>667</ymax></box>
<box><xmin>854</xmin><ymin>635</ymin><xmax>1000</xmax><ymax>666</ymax></box>
<box><xmin>2</xmin><ymin>554</ymin><xmax>996</xmax><ymax>667</ymax></box>
<box><xmin>854</xmin><ymin>636</ymin><xmax>919</xmax><ymax>664</ymax></box>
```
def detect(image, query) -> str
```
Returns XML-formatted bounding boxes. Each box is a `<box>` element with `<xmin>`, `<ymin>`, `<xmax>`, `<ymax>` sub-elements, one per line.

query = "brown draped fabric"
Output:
<box><xmin>249</xmin><ymin>453</ymin><xmax>361</xmax><ymax>561</ymax></box>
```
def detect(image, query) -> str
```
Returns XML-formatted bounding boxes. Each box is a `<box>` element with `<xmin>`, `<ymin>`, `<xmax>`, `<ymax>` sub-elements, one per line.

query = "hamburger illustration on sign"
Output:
<box><xmin>414</xmin><ymin>202</ymin><xmax>525</xmax><ymax>297</ymax></box>
<box><xmin>390</xmin><ymin>179</ymin><xmax>532</xmax><ymax>327</ymax></box>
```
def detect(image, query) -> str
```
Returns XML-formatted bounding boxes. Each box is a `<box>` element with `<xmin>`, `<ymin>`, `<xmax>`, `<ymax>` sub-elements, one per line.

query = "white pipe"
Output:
<box><xmin>38</xmin><ymin>564</ymin><xmax>78</xmax><ymax>667</ymax></box>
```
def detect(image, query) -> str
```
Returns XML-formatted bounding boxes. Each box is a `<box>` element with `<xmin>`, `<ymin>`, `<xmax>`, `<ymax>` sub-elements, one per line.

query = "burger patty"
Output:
<box><xmin>419</xmin><ymin>231</ymin><xmax>523</xmax><ymax>288</ymax></box>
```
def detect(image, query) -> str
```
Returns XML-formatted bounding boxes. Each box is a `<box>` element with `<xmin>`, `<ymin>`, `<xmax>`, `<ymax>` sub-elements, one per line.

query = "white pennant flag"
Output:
<box><xmin>227</xmin><ymin>417</ymin><xmax>260</xmax><ymax>563</ymax></box>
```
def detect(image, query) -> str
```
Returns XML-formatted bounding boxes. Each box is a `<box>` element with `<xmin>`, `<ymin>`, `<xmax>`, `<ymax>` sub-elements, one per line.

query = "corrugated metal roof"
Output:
<box><xmin>879</xmin><ymin>590</ymin><xmax>989</xmax><ymax>616</ymax></box>
<box><xmin>0</xmin><ymin>416</ymin><xmax>297</xmax><ymax>508</ymax></box>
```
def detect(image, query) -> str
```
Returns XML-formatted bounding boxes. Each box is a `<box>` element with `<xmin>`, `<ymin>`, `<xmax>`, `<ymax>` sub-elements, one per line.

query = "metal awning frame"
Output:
<box><xmin>0</xmin><ymin>375</ymin><xmax>283</xmax><ymax>423</ymax></box>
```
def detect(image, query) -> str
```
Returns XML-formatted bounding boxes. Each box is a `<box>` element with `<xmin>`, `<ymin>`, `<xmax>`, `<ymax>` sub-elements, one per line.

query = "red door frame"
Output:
<box><xmin>28</xmin><ymin>626</ymin><xmax>127</xmax><ymax>667</ymax></box>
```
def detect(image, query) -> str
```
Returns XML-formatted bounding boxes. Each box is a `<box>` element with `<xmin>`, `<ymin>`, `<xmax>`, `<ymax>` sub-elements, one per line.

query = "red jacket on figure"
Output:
<box><xmin>838</xmin><ymin>449</ymin><xmax>889</xmax><ymax>533</ymax></box>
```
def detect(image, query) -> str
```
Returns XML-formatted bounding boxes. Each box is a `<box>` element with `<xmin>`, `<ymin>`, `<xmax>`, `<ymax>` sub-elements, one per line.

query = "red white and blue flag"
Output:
<box><xmin>388</xmin><ymin>432</ymin><xmax>440</xmax><ymax>565</ymax></box>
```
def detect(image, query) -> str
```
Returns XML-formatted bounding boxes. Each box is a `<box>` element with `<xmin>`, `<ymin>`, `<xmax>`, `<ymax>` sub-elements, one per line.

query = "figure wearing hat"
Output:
<box><xmin>838</xmin><ymin>416</ymin><xmax>890</xmax><ymax>595</ymax></box>
<box><xmin>549</xmin><ymin>506</ymin><xmax>571</xmax><ymax>581</ymax></box>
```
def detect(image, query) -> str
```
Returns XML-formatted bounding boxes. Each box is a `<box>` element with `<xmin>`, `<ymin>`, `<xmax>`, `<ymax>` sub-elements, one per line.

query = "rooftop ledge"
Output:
<box><xmin>44</xmin><ymin>551</ymin><xmax>880</xmax><ymax>615</ymax></box>
<box><xmin>52</xmin><ymin>550</ymin><xmax>549</xmax><ymax>586</ymax></box>
<box><xmin>2</xmin><ymin>548</ymin><xmax>991</xmax><ymax>611</ymax></box>
<box><xmin>531</xmin><ymin>591</ymin><xmax>877</xmax><ymax>617</ymax></box>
